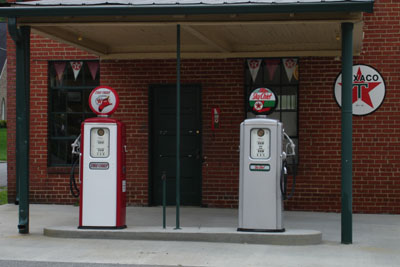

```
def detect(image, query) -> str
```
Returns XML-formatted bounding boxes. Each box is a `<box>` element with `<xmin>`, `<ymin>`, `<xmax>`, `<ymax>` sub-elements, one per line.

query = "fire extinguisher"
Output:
<box><xmin>212</xmin><ymin>108</ymin><xmax>220</xmax><ymax>131</ymax></box>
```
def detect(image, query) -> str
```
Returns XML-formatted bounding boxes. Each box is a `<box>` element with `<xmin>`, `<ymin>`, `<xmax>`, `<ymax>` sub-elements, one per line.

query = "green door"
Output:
<box><xmin>150</xmin><ymin>84</ymin><xmax>202</xmax><ymax>206</ymax></box>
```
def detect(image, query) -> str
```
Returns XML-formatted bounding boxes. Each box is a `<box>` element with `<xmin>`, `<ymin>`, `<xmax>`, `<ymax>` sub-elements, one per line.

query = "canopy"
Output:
<box><xmin>0</xmin><ymin>0</ymin><xmax>374</xmax><ymax>59</ymax></box>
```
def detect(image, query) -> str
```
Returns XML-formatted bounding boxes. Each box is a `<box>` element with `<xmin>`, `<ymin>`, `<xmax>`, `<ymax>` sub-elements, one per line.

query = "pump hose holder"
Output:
<box><xmin>70</xmin><ymin>155</ymin><xmax>80</xmax><ymax>198</ymax></box>
<box><xmin>280</xmin><ymin>158</ymin><xmax>297</xmax><ymax>200</ymax></box>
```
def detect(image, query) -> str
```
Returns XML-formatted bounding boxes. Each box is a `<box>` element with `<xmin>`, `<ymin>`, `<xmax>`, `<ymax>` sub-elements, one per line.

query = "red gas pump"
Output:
<box><xmin>78</xmin><ymin>86</ymin><xmax>126</xmax><ymax>229</ymax></box>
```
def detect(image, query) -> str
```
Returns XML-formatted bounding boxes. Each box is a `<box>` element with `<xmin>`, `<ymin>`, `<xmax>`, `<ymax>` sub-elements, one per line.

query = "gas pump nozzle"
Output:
<box><xmin>71</xmin><ymin>134</ymin><xmax>81</xmax><ymax>155</ymax></box>
<box><xmin>70</xmin><ymin>134</ymin><xmax>81</xmax><ymax>198</ymax></box>
<box><xmin>283</xmin><ymin>132</ymin><xmax>296</xmax><ymax>157</ymax></box>
<box><xmin>281</xmin><ymin>131</ymin><xmax>297</xmax><ymax>201</ymax></box>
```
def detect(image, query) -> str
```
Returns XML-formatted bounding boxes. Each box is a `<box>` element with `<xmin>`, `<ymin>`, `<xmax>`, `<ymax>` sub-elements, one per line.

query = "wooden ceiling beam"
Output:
<box><xmin>182</xmin><ymin>25</ymin><xmax>232</xmax><ymax>53</ymax></box>
<box><xmin>100</xmin><ymin>49</ymin><xmax>361</xmax><ymax>60</ymax></box>
<box><xmin>32</xmin><ymin>26</ymin><xmax>109</xmax><ymax>56</ymax></box>
<box><xmin>23</xmin><ymin>19</ymin><xmax>360</xmax><ymax>28</ymax></box>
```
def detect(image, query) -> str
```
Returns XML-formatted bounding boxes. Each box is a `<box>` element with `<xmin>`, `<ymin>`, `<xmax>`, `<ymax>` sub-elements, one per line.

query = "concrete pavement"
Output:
<box><xmin>0</xmin><ymin>204</ymin><xmax>399</xmax><ymax>266</ymax></box>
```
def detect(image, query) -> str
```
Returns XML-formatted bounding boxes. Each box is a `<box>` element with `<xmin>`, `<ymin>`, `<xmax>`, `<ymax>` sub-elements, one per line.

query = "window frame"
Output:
<box><xmin>244</xmin><ymin>58</ymin><xmax>299</xmax><ymax>164</ymax></box>
<box><xmin>47</xmin><ymin>60</ymin><xmax>100</xmax><ymax>167</ymax></box>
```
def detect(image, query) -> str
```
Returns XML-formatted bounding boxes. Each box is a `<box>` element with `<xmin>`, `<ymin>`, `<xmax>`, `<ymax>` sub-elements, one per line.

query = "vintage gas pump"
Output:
<box><xmin>238</xmin><ymin>88</ymin><xmax>295</xmax><ymax>232</ymax></box>
<box><xmin>76</xmin><ymin>86</ymin><xmax>127</xmax><ymax>229</ymax></box>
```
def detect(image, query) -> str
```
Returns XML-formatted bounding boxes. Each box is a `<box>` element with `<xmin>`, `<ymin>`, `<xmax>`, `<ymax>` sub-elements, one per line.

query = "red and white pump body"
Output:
<box><xmin>79</xmin><ymin>86</ymin><xmax>126</xmax><ymax>229</ymax></box>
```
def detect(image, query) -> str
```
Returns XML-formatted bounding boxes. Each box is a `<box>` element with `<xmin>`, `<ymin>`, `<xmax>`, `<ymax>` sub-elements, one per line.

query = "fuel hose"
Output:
<box><xmin>69</xmin><ymin>156</ymin><xmax>80</xmax><ymax>198</ymax></box>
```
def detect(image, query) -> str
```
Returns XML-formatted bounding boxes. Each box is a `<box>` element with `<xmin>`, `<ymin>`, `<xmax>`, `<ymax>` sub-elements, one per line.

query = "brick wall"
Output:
<box><xmin>6</xmin><ymin>0</ymin><xmax>400</xmax><ymax>213</ymax></box>
<box><xmin>285</xmin><ymin>0</ymin><xmax>400</xmax><ymax>213</ymax></box>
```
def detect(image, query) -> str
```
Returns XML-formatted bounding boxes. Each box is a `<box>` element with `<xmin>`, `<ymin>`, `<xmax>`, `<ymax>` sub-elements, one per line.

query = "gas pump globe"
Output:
<box><xmin>77</xmin><ymin>86</ymin><xmax>127</xmax><ymax>229</ymax></box>
<box><xmin>238</xmin><ymin>87</ymin><xmax>295</xmax><ymax>232</ymax></box>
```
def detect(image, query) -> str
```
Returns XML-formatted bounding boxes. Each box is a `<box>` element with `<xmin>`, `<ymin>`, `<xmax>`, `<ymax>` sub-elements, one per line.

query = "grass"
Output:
<box><xmin>0</xmin><ymin>128</ymin><xmax>6</xmax><ymax>161</ymax></box>
<box><xmin>0</xmin><ymin>188</ymin><xmax>7</xmax><ymax>205</ymax></box>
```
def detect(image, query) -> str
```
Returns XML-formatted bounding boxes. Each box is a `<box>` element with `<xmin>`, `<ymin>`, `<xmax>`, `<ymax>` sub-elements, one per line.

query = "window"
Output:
<box><xmin>48</xmin><ymin>61</ymin><xmax>99</xmax><ymax>166</ymax></box>
<box><xmin>245</xmin><ymin>58</ymin><xmax>299</xmax><ymax>163</ymax></box>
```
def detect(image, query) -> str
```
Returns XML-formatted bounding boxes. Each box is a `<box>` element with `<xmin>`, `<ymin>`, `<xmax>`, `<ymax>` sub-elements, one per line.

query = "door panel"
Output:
<box><xmin>151</xmin><ymin>85</ymin><xmax>202</xmax><ymax>206</ymax></box>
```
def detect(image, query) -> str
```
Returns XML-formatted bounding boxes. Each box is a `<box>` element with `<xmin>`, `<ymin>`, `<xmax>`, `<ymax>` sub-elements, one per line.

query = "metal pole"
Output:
<box><xmin>162</xmin><ymin>171</ymin><xmax>166</xmax><ymax>229</ymax></box>
<box><xmin>8</xmin><ymin>18</ymin><xmax>31</xmax><ymax>234</ymax></box>
<box><xmin>175</xmin><ymin>24</ymin><xmax>181</xmax><ymax>230</ymax></box>
<box><xmin>341</xmin><ymin>22</ymin><xmax>353</xmax><ymax>244</ymax></box>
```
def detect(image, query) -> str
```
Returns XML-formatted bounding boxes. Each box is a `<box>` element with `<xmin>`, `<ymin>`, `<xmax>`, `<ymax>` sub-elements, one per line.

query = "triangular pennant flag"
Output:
<box><xmin>247</xmin><ymin>59</ymin><xmax>262</xmax><ymax>82</ymax></box>
<box><xmin>265</xmin><ymin>59</ymin><xmax>280</xmax><ymax>81</ymax></box>
<box><xmin>283</xmin><ymin>58</ymin><xmax>298</xmax><ymax>82</ymax></box>
<box><xmin>54</xmin><ymin>62</ymin><xmax>66</xmax><ymax>82</ymax></box>
<box><xmin>70</xmin><ymin>61</ymin><xmax>83</xmax><ymax>81</ymax></box>
<box><xmin>87</xmin><ymin>61</ymin><xmax>99</xmax><ymax>80</ymax></box>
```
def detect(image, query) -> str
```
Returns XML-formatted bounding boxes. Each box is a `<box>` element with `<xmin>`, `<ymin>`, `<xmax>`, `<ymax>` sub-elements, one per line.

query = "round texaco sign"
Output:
<box><xmin>88</xmin><ymin>86</ymin><xmax>120</xmax><ymax>116</ymax></box>
<box><xmin>249</xmin><ymin>87</ymin><xmax>278</xmax><ymax>115</ymax></box>
<box><xmin>334</xmin><ymin>65</ymin><xmax>386</xmax><ymax>116</ymax></box>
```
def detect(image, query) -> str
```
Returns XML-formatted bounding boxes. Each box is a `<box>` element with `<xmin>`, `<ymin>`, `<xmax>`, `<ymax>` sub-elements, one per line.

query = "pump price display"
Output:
<box><xmin>90</xmin><ymin>128</ymin><xmax>110</xmax><ymax>158</ymax></box>
<box><xmin>250</xmin><ymin>128</ymin><xmax>270</xmax><ymax>159</ymax></box>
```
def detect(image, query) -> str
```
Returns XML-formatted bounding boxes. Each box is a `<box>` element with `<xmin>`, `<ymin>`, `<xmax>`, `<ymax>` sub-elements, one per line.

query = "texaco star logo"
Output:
<box><xmin>254</xmin><ymin>101</ymin><xmax>264</xmax><ymax>111</ymax></box>
<box><xmin>334</xmin><ymin>65</ymin><xmax>386</xmax><ymax>116</ymax></box>
<box><xmin>248</xmin><ymin>59</ymin><xmax>260</xmax><ymax>70</ymax></box>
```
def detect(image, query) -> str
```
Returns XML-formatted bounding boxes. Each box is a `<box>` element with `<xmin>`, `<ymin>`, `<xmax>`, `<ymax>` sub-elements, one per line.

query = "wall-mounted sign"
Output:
<box><xmin>249</xmin><ymin>87</ymin><xmax>278</xmax><ymax>115</ymax></box>
<box><xmin>334</xmin><ymin>65</ymin><xmax>386</xmax><ymax>116</ymax></box>
<box><xmin>89</xmin><ymin>86</ymin><xmax>120</xmax><ymax>116</ymax></box>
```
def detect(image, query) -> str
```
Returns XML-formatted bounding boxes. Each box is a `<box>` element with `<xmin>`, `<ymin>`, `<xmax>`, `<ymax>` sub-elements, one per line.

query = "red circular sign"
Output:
<box><xmin>88</xmin><ymin>86</ymin><xmax>120</xmax><ymax>116</ymax></box>
<box><xmin>249</xmin><ymin>87</ymin><xmax>278</xmax><ymax>115</ymax></box>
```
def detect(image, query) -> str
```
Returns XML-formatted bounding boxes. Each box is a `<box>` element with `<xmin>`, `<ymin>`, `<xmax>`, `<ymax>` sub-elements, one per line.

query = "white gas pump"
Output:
<box><xmin>77</xmin><ymin>86</ymin><xmax>127</xmax><ymax>229</ymax></box>
<box><xmin>238</xmin><ymin>88</ymin><xmax>295</xmax><ymax>232</ymax></box>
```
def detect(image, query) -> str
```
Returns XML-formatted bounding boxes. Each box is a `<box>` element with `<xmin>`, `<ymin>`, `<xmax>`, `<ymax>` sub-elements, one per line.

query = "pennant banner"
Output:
<box><xmin>70</xmin><ymin>61</ymin><xmax>83</xmax><ymax>81</ymax></box>
<box><xmin>87</xmin><ymin>61</ymin><xmax>99</xmax><ymax>80</ymax></box>
<box><xmin>283</xmin><ymin>58</ymin><xmax>298</xmax><ymax>82</ymax></box>
<box><xmin>54</xmin><ymin>62</ymin><xmax>66</xmax><ymax>82</ymax></box>
<box><xmin>265</xmin><ymin>59</ymin><xmax>280</xmax><ymax>81</ymax></box>
<box><xmin>247</xmin><ymin>59</ymin><xmax>262</xmax><ymax>82</ymax></box>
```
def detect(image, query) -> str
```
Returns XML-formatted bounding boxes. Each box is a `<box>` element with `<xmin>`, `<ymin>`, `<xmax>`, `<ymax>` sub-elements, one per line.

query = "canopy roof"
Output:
<box><xmin>1</xmin><ymin>0</ymin><xmax>374</xmax><ymax>59</ymax></box>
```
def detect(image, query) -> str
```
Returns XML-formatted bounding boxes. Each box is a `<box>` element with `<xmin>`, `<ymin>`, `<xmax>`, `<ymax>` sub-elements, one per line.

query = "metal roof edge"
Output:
<box><xmin>0</xmin><ymin>2</ymin><xmax>374</xmax><ymax>18</ymax></box>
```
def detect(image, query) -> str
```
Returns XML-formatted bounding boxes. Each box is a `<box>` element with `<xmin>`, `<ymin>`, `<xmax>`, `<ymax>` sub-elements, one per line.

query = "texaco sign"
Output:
<box><xmin>334</xmin><ymin>65</ymin><xmax>386</xmax><ymax>116</ymax></box>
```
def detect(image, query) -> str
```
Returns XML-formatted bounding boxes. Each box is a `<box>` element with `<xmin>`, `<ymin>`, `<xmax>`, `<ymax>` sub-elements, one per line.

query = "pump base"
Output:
<box><xmin>78</xmin><ymin>225</ymin><xmax>127</xmax><ymax>230</ymax></box>
<box><xmin>237</xmin><ymin>228</ymin><xmax>285</xmax><ymax>233</ymax></box>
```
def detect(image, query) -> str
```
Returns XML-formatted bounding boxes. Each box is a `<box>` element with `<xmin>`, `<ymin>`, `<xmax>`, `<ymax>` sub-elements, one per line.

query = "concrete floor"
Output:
<box><xmin>0</xmin><ymin>204</ymin><xmax>399</xmax><ymax>266</ymax></box>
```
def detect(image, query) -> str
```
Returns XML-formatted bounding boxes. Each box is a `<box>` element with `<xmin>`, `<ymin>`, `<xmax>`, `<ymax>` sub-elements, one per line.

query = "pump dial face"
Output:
<box><xmin>250</xmin><ymin>128</ymin><xmax>270</xmax><ymax>159</ymax></box>
<box><xmin>90</xmin><ymin>128</ymin><xmax>110</xmax><ymax>158</ymax></box>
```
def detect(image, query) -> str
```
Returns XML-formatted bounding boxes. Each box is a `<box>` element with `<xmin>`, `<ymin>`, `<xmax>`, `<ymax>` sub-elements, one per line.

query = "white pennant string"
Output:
<box><xmin>247</xmin><ymin>59</ymin><xmax>262</xmax><ymax>82</ymax></box>
<box><xmin>283</xmin><ymin>58</ymin><xmax>298</xmax><ymax>82</ymax></box>
<box><xmin>70</xmin><ymin>61</ymin><xmax>83</xmax><ymax>81</ymax></box>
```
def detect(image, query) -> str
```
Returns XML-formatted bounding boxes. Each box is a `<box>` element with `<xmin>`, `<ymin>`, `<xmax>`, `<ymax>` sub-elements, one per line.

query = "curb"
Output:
<box><xmin>44</xmin><ymin>226</ymin><xmax>322</xmax><ymax>246</ymax></box>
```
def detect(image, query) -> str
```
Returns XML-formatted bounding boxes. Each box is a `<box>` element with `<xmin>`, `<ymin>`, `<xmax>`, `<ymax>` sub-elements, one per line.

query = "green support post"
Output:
<box><xmin>341</xmin><ymin>22</ymin><xmax>353</xmax><ymax>244</ymax></box>
<box><xmin>175</xmin><ymin>24</ymin><xmax>181</xmax><ymax>230</ymax></box>
<box><xmin>8</xmin><ymin>18</ymin><xmax>31</xmax><ymax>234</ymax></box>
<box><xmin>162</xmin><ymin>171</ymin><xmax>167</xmax><ymax>229</ymax></box>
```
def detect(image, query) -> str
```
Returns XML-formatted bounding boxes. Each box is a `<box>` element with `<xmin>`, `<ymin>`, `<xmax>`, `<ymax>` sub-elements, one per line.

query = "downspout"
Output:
<box><xmin>175</xmin><ymin>24</ymin><xmax>181</xmax><ymax>230</ymax></box>
<box><xmin>341</xmin><ymin>22</ymin><xmax>353</xmax><ymax>244</ymax></box>
<box><xmin>8</xmin><ymin>17</ymin><xmax>31</xmax><ymax>234</ymax></box>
